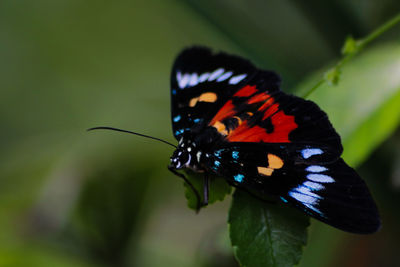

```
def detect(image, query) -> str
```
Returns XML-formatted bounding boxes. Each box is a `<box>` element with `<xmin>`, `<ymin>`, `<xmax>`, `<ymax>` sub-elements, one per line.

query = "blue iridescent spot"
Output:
<box><xmin>214</xmin><ymin>149</ymin><xmax>224</xmax><ymax>157</ymax></box>
<box><xmin>232</xmin><ymin>151</ymin><xmax>239</xmax><ymax>160</ymax></box>
<box><xmin>193</xmin><ymin>118</ymin><xmax>201</xmax><ymax>123</ymax></box>
<box><xmin>175</xmin><ymin>129</ymin><xmax>184</xmax><ymax>136</ymax></box>
<box><xmin>173</xmin><ymin>115</ymin><xmax>181</xmax><ymax>122</ymax></box>
<box><xmin>212</xmin><ymin>160</ymin><xmax>221</xmax><ymax>171</ymax></box>
<box><xmin>280</xmin><ymin>196</ymin><xmax>288</xmax><ymax>203</ymax></box>
<box><xmin>172</xmin><ymin>89</ymin><xmax>177</xmax><ymax>95</ymax></box>
<box><xmin>234</xmin><ymin>174</ymin><xmax>244</xmax><ymax>183</ymax></box>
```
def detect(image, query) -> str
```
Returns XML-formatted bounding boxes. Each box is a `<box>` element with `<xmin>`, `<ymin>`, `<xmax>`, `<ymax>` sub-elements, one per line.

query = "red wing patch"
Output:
<box><xmin>247</xmin><ymin>91</ymin><xmax>272</xmax><ymax>104</ymax></box>
<box><xmin>210</xmin><ymin>85</ymin><xmax>298</xmax><ymax>143</ymax></box>
<box><xmin>227</xmin><ymin>112</ymin><xmax>297</xmax><ymax>143</ymax></box>
<box><xmin>234</xmin><ymin>85</ymin><xmax>258</xmax><ymax>97</ymax></box>
<box><xmin>210</xmin><ymin>100</ymin><xmax>236</xmax><ymax>126</ymax></box>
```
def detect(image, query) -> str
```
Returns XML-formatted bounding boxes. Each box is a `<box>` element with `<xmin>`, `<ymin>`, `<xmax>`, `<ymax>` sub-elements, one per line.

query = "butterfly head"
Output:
<box><xmin>170</xmin><ymin>138</ymin><xmax>203</xmax><ymax>171</ymax></box>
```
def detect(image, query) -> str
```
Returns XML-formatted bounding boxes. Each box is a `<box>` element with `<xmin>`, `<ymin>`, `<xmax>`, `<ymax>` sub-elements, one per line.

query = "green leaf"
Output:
<box><xmin>296</xmin><ymin>43</ymin><xmax>400</xmax><ymax>166</ymax></box>
<box><xmin>182</xmin><ymin>170</ymin><xmax>232</xmax><ymax>210</ymax></box>
<box><xmin>229</xmin><ymin>190</ymin><xmax>309</xmax><ymax>267</ymax></box>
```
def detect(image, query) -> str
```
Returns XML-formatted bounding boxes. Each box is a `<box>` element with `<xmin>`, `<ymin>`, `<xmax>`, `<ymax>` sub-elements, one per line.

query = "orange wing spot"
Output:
<box><xmin>233</xmin><ymin>116</ymin><xmax>242</xmax><ymax>126</ymax></box>
<box><xmin>234</xmin><ymin>85</ymin><xmax>258</xmax><ymax>97</ymax></box>
<box><xmin>247</xmin><ymin>112</ymin><xmax>253</xmax><ymax>116</ymax></box>
<box><xmin>199</xmin><ymin>92</ymin><xmax>217</xmax><ymax>103</ymax></box>
<box><xmin>189</xmin><ymin>92</ymin><xmax>217</xmax><ymax>107</ymax></box>
<box><xmin>268</xmin><ymin>154</ymin><xmax>284</xmax><ymax>169</ymax></box>
<box><xmin>210</xmin><ymin>100</ymin><xmax>236</xmax><ymax>125</ymax></box>
<box><xmin>212</xmin><ymin>121</ymin><xmax>228</xmax><ymax>135</ymax></box>
<box><xmin>189</xmin><ymin>97</ymin><xmax>199</xmax><ymax>107</ymax></box>
<box><xmin>257</xmin><ymin>167</ymin><xmax>274</xmax><ymax>176</ymax></box>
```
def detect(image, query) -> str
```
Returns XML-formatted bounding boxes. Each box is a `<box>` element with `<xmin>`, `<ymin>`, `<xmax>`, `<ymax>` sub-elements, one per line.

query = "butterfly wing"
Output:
<box><xmin>284</xmin><ymin>158</ymin><xmax>380</xmax><ymax>234</ymax></box>
<box><xmin>201</xmin><ymin>86</ymin><xmax>379</xmax><ymax>233</ymax></box>
<box><xmin>170</xmin><ymin>47</ymin><xmax>280</xmax><ymax>139</ymax></box>
<box><xmin>207</xmin><ymin>143</ymin><xmax>380</xmax><ymax>234</ymax></box>
<box><xmin>170</xmin><ymin>47</ymin><xmax>380</xmax><ymax>233</ymax></box>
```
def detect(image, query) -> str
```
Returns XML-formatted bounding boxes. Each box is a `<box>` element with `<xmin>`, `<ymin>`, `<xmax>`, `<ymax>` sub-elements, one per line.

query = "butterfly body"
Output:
<box><xmin>168</xmin><ymin>47</ymin><xmax>380</xmax><ymax>234</ymax></box>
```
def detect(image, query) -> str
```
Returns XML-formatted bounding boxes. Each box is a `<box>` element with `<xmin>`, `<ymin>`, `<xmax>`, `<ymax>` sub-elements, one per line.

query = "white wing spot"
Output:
<box><xmin>307</xmin><ymin>173</ymin><xmax>334</xmax><ymax>183</ymax></box>
<box><xmin>188</xmin><ymin>73</ymin><xmax>199</xmax><ymax>87</ymax></box>
<box><xmin>301</xmin><ymin>148</ymin><xmax>323</xmax><ymax>159</ymax></box>
<box><xmin>208</xmin><ymin>68</ymin><xmax>225</xmax><ymax>81</ymax></box>
<box><xmin>196</xmin><ymin>151</ymin><xmax>202</xmax><ymax>162</ymax></box>
<box><xmin>178</xmin><ymin>73</ymin><xmax>190</xmax><ymax>89</ymax></box>
<box><xmin>198</xmin><ymin>72</ymin><xmax>210</xmax><ymax>82</ymax></box>
<box><xmin>289</xmin><ymin>185</ymin><xmax>325</xmax><ymax>217</ymax></box>
<box><xmin>217</xmin><ymin>71</ymin><xmax>233</xmax><ymax>82</ymax></box>
<box><xmin>229</xmin><ymin>74</ymin><xmax>247</xmax><ymax>84</ymax></box>
<box><xmin>303</xmin><ymin>181</ymin><xmax>324</xmax><ymax>191</ymax></box>
<box><xmin>176</xmin><ymin>71</ymin><xmax>182</xmax><ymax>83</ymax></box>
<box><xmin>306</xmin><ymin>165</ymin><xmax>328</xmax><ymax>173</ymax></box>
<box><xmin>295</xmin><ymin>186</ymin><xmax>322</xmax><ymax>199</ymax></box>
<box><xmin>288</xmin><ymin>191</ymin><xmax>317</xmax><ymax>205</ymax></box>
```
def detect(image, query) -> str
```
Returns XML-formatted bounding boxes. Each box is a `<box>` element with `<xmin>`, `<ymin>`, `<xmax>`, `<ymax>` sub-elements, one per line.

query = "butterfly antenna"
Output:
<box><xmin>87</xmin><ymin>126</ymin><xmax>177</xmax><ymax>148</ymax></box>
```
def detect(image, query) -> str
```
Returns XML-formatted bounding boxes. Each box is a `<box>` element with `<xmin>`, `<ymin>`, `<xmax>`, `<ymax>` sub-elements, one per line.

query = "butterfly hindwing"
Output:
<box><xmin>207</xmin><ymin>143</ymin><xmax>380</xmax><ymax>234</ymax></box>
<box><xmin>284</xmin><ymin>158</ymin><xmax>380</xmax><ymax>234</ymax></box>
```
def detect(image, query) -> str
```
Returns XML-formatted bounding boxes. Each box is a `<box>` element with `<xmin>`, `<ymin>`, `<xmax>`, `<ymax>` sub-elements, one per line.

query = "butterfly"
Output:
<box><xmin>168</xmin><ymin>46</ymin><xmax>380</xmax><ymax>234</ymax></box>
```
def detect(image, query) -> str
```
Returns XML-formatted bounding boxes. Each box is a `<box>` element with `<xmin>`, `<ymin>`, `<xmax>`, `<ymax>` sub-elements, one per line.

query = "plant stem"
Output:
<box><xmin>302</xmin><ymin>12</ymin><xmax>400</xmax><ymax>99</ymax></box>
<box><xmin>302</xmin><ymin>80</ymin><xmax>325</xmax><ymax>99</ymax></box>
<box><xmin>358</xmin><ymin>13</ymin><xmax>400</xmax><ymax>49</ymax></box>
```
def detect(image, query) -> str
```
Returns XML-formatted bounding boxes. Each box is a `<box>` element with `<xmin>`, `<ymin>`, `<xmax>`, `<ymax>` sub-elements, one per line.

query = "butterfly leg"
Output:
<box><xmin>202</xmin><ymin>172</ymin><xmax>209</xmax><ymax>206</ymax></box>
<box><xmin>168</xmin><ymin>165</ymin><xmax>203</xmax><ymax>212</ymax></box>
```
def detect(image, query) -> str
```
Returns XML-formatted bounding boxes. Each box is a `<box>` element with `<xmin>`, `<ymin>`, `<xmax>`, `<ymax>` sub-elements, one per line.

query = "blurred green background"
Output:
<box><xmin>1</xmin><ymin>1</ymin><xmax>400</xmax><ymax>266</ymax></box>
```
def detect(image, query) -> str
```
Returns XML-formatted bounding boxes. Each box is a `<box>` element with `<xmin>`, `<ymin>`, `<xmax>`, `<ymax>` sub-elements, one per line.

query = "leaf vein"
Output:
<box><xmin>261</xmin><ymin>207</ymin><xmax>276</xmax><ymax>266</ymax></box>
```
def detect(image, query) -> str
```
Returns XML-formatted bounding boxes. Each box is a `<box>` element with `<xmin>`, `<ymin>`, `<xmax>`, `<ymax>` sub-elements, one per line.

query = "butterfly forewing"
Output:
<box><xmin>170</xmin><ymin>47</ymin><xmax>280</xmax><ymax>139</ymax></box>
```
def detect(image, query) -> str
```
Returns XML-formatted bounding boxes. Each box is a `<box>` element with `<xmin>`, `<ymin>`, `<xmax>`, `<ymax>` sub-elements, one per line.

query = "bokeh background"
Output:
<box><xmin>1</xmin><ymin>1</ymin><xmax>400</xmax><ymax>266</ymax></box>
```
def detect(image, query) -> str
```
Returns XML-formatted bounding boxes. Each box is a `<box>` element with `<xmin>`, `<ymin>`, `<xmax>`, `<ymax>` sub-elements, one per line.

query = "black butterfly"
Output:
<box><xmin>168</xmin><ymin>47</ymin><xmax>380</xmax><ymax>234</ymax></box>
